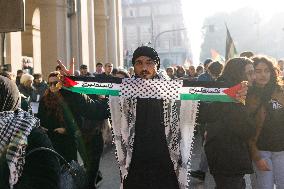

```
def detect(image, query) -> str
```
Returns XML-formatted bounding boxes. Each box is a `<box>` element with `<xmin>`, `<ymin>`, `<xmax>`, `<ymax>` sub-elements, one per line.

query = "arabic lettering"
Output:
<box><xmin>82</xmin><ymin>82</ymin><xmax>114</xmax><ymax>88</ymax></box>
<box><xmin>187</xmin><ymin>87</ymin><xmax>221</xmax><ymax>94</ymax></box>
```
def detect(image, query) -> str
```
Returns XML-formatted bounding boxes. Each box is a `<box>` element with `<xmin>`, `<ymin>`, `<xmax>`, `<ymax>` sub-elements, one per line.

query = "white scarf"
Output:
<box><xmin>109</xmin><ymin>74</ymin><xmax>199</xmax><ymax>189</ymax></box>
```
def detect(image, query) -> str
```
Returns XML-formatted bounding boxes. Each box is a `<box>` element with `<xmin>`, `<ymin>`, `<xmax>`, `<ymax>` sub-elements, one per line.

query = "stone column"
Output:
<box><xmin>87</xmin><ymin>0</ymin><xmax>96</xmax><ymax>72</ymax></box>
<box><xmin>67</xmin><ymin>1</ymin><xmax>79</xmax><ymax>71</ymax></box>
<box><xmin>55</xmin><ymin>0</ymin><xmax>68</xmax><ymax>65</ymax></box>
<box><xmin>107</xmin><ymin>0</ymin><xmax>117</xmax><ymax>66</ymax></box>
<box><xmin>79</xmin><ymin>0</ymin><xmax>90</xmax><ymax>67</ymax></box>
<box><xmin>39</xmin><ymin>0</ymin><xmax>61</xmax><ymax>78</ymax></box>
<box><xmin>6</xmin><ymin>32</ymin><xmax>23</xmax><ymax>73</ymax></box>
<box><xmin>32</xmin><ymin>8</ymin><xmax>41</xmax><ymax>73</ymax></box>
<box><xmin>94</xmin><ymin>0</ymin><xmax>108</xmax><ymax>64</ymax></box>
<box><xmin>115</xmin><ymin>0</ymin><xmax>123</xmax><ymax>68</ymax></box>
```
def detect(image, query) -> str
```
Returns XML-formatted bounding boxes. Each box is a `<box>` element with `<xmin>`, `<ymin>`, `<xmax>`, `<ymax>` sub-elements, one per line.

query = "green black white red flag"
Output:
<box><xmin>225</xmin><ymin>25</ymin><xmax>238</xmax><ymax>61</ymax></box>
<box><xmin>63</xmin><ymin>76</ymin><xmax>244</xmax><ymax>103</ymax></box>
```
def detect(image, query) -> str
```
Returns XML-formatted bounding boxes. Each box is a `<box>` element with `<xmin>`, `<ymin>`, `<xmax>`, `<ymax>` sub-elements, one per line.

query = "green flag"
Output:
<box><xmin>225</xmin><ymin>25</ymin><xmax>237</xmax><ymax>61</ymax></box>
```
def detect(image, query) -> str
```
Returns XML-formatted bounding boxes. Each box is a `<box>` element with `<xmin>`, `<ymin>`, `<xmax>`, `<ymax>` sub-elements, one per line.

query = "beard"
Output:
<box><xmin>137</xmin><ymin>70</ymin><xmax>154</xmax><ymax>79</ymax></box>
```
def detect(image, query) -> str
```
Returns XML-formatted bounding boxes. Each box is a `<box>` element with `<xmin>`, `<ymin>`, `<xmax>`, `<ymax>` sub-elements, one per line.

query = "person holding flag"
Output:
<box><xmin>57</xmin><ymin>46</ymin><xmax>249</xmax><ymax>188</ymax></box>
<box><xmin>37</xmin><ymin>71</ymin><xmax>109</xmax><ymax>189</ymax></box>
<box><xmin>108</xmin><ymin>46</ymin><xmax>249</xmax><ymax>189</ymax></box>
<box><xmin>200</xmin><ymin>57</ymin><xmax>256</xmax><ymax>189</ymax></box>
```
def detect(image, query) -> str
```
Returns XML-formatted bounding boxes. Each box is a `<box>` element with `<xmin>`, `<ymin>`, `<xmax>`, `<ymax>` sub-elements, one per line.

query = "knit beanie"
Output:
<box><xmin>132</xmin><ymin>46</ymin><xmax>160</xmax><ymax>69</ymax></box>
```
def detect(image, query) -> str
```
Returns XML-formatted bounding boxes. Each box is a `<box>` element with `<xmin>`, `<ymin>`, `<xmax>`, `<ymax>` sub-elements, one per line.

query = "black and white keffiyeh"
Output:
<box><xmin>0</xmin><ymin>109</ymin><xmax>39</xmax><ymax>188</ymax></box>
<box><xmin>0</xmin><ymin>76</ymin><xmax>40</xmax><ymax>188</ymax></box>
<box><xmin>109</xmin><ymin>72</ymin><xmax>199</xmax><ymax>189</ymax></box>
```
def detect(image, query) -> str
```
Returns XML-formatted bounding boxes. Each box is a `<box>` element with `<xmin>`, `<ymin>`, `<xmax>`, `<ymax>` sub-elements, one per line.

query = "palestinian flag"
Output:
<box><xmin>63</xmin><ymin>76</ymin><xmax>120</xmax><ymax>96</ymax></box>
<box><xmin>179</xmin><ymin>85</ymin><xmax>241</xmax><ymax>102</ymax></box>
<box><xmin>225</xmin><ymin>24</ymin><xmax>238</xmax><ymax>61</ymax></box>
<box><xmin>63</xmin><ymin>76</ymin><xmax>243</xmax><ymax>103</ymax></box>
<box><xmin>179</xmin><ymin>80</ymin><xmax>242</xmax><ymax>103</ymax></box>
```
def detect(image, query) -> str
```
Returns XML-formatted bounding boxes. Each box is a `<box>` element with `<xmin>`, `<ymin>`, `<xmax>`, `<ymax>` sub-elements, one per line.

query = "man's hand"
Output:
<box><xmin>57</xmin><ymin>58</ymin><xmax>75</xmax><ymax>76</ymax></box>
<box><xmin>256</xmin><ymin>159</ymin><xmax>270</xmax><ymax>171</ymax></box>
<box><xmin>54</xmin><ymin>128</ymin><xmax>67</xmax><ymax>134</ymax></box>
<box><xmin>97</xmin><ymin>95</ymin><xmax>106</xmax><ymax>99</ymax></box>
<box><xmin>236</xmin><ymin>81</ymin><xmax>248</xmax><ymax>103</ymax></box>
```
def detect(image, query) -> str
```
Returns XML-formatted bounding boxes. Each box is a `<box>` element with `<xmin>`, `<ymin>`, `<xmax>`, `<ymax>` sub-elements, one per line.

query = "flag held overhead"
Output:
<box><xmin>225</xmin><ymin>24</ymin><xmax>238</xmax><ymax>61</ymax></box>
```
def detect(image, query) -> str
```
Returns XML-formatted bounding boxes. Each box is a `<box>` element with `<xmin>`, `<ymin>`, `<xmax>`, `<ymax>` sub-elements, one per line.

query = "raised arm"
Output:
<box><xmin>61</xmin><ymin>88</ymin><xmax>110</xmax><ymax>121</ymax></box>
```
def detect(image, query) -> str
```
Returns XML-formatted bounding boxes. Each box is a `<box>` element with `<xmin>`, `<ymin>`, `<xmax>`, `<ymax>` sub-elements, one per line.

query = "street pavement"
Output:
<box><xmin>99</xmin><ymin>134</ymin><xmax>254</xmax><ymax>189</ymax></box>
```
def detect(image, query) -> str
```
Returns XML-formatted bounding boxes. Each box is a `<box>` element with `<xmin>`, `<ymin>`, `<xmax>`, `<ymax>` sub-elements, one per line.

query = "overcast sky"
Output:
<box><xmin>181</xmin><ymin>0</ymin><xmax>284</xmax><ymax>65</ymax></box>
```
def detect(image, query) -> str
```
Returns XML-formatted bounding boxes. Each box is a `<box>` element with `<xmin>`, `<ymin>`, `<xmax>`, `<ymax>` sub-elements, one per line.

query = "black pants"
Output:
<box><xmin>78</xmin><ymin>131</ymin><xmax>104</xmax><ymax>189</ymax></box>
<box><xmin>213</xmin><ymin>174</ymin><xmax>245</xmax><ymax>189</ymax></box>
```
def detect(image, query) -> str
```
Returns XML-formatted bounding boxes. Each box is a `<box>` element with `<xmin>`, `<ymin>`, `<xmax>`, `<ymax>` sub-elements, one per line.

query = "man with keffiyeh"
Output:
<box><xmin>56</xmin><ymin>46</ymin><xmax>248</xmax><ymax>189</ymax></box>
<box><xmin>108</xmin><ymin>46</ymin><xmax>202</xmax><ymax>189</ymax></box>
<box><xmin>109</xmin><ymin>46</ymin><xmax>249</xmax><ymax>189</ymax></box>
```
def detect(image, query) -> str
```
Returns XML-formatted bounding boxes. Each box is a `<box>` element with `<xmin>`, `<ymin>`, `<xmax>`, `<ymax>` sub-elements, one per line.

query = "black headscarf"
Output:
<box><xmin>0</xmin><ymin>76</ymin><xmax>20</xmax><ymax>112</ymax></box>
<box><xmin>132</xmin><ymin>46</ymin><xmax>160</xmax><ymax>69</ymax></box>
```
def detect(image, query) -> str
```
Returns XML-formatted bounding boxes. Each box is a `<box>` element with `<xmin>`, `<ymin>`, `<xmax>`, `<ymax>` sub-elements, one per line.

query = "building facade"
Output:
<box><xmin>0</xmin><ymin>0</ymin><xmax>123</xmax><ymax>78</ymax></box>
<box><xmin>122</xmin><ymin>0</ymin><xmax>191</xmax><ymax>69</ymax></box>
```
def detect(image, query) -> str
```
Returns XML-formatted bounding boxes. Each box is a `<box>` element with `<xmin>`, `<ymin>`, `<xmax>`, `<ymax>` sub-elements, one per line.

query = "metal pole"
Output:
<box><xmin>154</xmin><ymin>28</ymin><xmax>186</xmax><ymax>49</ymax></box>
<box><xmin>150</xmin><ymin>11</ymin><xmax>154</xmax><ymax>45</ymax></box>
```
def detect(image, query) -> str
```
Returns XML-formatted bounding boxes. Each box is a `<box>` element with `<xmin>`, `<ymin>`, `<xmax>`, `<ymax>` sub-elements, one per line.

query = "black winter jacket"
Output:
<box><xmin>0</xmin><ymin>128</ymin><xmax>60</xmax><ymax>189</ymax></box>
<box><xmin>37</xmin><ymin>88</ymin><xmax>109</xmax><ymax>162</ymax></box>
<box><xmin>198</xmin><ymin>102</ymin><xmax>255</xmax><ymax>175</ymax></box>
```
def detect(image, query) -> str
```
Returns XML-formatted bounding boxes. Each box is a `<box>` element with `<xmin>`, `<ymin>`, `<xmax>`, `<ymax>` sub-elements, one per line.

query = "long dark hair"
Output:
<box><xmin>219</xmin><ymin>57</ymin><xmax>253</xmax><ymax>85</ymax></box>
<box><xmin>42</xmin><ymin>71</ymin><xmax>65</xmax><ymax>125</ymax></box>
<box><xmin>251</xmin><ymin>55</ymin><xmax>282</xmax><ymax>104</ymax></box>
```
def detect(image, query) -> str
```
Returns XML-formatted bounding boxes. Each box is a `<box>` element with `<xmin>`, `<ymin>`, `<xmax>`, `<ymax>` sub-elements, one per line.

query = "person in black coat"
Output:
<box><xmin>198</xmin><ymin>57</ymin><xmax>256</xmax><ymax>189</ymax></box>
<box><xmin>38</xmin><ymin>72</ymin><xmax>109</xmax><ymax>188</ymax></box>
<box><xmin>0</xmin><ymin>75</ymin><xmax>60</xmax><ymax>189</ymax></box>
<box><xmin>123</xmin><ymin>46</ymin><xmax>180</xmax><ymax>189</ymax></box>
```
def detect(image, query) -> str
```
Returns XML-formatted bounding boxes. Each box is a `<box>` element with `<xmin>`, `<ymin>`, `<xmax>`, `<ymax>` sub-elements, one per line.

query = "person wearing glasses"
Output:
<box><xmin>37</xmin><ymin>71</ymin><xmax>109</xmax><ymax>167</ymax></box>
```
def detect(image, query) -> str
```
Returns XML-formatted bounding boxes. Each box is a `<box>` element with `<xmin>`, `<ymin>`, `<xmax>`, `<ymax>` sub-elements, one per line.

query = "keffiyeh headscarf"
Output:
<box><xmin>0</xmin><ymin>76</ymin><xmax>20</xmax><ymax>111</ymax></box>
<box><xmin>0</xmin><ymin>76</ymin><xmax>39</xmax><ymax>188</ymax></box>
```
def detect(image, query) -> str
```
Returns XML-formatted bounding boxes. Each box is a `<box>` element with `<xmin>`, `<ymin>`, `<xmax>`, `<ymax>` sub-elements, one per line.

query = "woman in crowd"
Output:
<box><xmin>38</xmin><ymin>71</ymin><xmax>109</xmax><ymax>189</ymax></box>
<box><xmin>247</xmin><ymin>55</ymin><xmax>284</xmax><ymax>189</ymax></box>
<box><xmin>199</xmin><ymin>57</ymin><xmax>256</xmax><ymax>189</ymax></box>
<box><xmin>38</xmin><ymin>72</ymin><xmax>78</xmax><ymax>162</ymax></box>
<box><xmin>0</xmin><ymin>75</ymin><xmax>60</xmax><ymax>189</ymax></box>
<box><xmin>18</xmin><ymin>73</ymin><xmax>37</xmax><ymax>101</ymax></box>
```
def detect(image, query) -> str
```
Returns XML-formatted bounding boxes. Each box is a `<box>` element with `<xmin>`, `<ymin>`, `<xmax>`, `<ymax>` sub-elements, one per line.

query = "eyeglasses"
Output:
<box><xmin>48</xmin><ymin>81</ymin><xmax>59</xmax><ymax>87</ymax></box>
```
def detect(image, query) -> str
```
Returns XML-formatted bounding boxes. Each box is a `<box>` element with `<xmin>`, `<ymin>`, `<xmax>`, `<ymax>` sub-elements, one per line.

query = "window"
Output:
<box><xmin>126</xmin><ymin>25</ymin><xmax>138</xmax><ymax>49</ymax></box>
<box><xmin>157</xmin><ymin>4</ymin><xmax>171</xmax><ymax>15</ymax></box>
<box><xmin>127</xmin><ymin>8</ymin><xmax>136</xmax><ymax>17</ymax></box>
<box><xmin>140</xmin><ymin>25</ymin><xmax>151</xmax><ymax>43</ymax></box>
<box><xmin>139</xmin><ymin>6</ymin><xmax>151</xmax><ymax>17</ymax></box>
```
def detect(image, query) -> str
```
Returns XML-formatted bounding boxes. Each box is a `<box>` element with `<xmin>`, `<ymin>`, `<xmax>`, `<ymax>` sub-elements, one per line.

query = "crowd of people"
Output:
<box><xmin>0</xmin><ymin>46</ymin><xmax>284</xmax><ymax>189</ymax></box>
